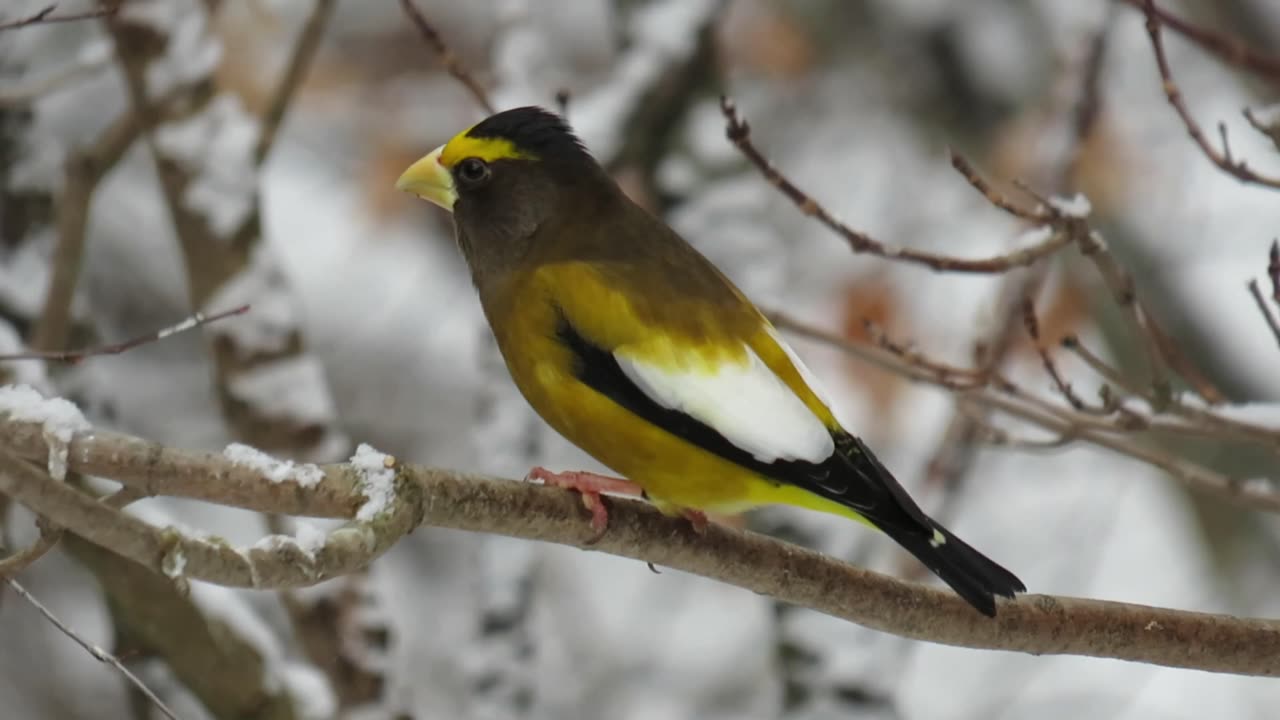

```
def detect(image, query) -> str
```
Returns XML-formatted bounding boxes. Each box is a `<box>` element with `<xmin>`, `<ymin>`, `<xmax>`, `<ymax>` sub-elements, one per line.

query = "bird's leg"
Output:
<box><xmin>525</xmin><ymin>467</ymin><xmax>642</xmax><ymax>538</ymax></box>
<box><xmin>681</xmin><ymin>509</ymin><xmax>709</xmax><ymax>534</ymax></box>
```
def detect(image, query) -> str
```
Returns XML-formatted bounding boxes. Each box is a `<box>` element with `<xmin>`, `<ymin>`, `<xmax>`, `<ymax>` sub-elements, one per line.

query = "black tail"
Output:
<box><xmin>874</xmin><ymin>518</ymin><xmax>1025</xmax><ymax>617</ymax></box>
<box><xmin>824</xmin><ymin>435</ymin><xmax>1025</xmax><ymax>617</ymax></box>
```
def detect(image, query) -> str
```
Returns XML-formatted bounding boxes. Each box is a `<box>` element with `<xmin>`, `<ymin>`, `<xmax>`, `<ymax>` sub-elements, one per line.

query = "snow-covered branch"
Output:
<box><xmin>1</xmin><ymin>402</ymin><xmax>1278</xmax><ymax>677</ymax></box>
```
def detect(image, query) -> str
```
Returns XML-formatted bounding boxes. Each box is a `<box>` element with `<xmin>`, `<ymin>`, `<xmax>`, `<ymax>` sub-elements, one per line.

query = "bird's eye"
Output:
<box><xmin>455</xmin><ymin>157</ymin><xmax>491</xmax><ymax>186</ymax></box>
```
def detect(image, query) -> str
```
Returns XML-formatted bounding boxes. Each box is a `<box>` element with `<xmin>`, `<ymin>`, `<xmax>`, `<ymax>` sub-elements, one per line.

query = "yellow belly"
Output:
<box><xmin>481</xmin><ymin>261</ymin><xmax>868</xmax><ymax>523</ymax></box>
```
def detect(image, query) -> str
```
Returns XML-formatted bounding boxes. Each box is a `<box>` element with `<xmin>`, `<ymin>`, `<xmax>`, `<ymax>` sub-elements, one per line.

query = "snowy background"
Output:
<box><xmin>2</xmin><ymin>0</ymin><xmax>1280</xmax><ymax>718</ymax></box>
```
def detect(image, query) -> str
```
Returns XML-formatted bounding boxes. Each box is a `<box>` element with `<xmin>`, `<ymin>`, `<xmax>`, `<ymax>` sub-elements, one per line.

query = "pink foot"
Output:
<box><xmin>681</xmin><ymin>509</ymin><xmax>709</xmax><ymax>534</ymax></box>
<box><xmin>525</xmin><ymin>467</ymin><xmax>642</xmax><ymax>539</ymax></box>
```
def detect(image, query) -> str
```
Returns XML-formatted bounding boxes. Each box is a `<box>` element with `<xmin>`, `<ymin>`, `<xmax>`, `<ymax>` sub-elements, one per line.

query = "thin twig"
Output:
<box><xmin>0</xmin><ymin>4</ymin><xmax>116</xmax><ymax>31</ymax></box>
<box><xmin>721</xmin><ymin>97</ymin><xmax>1076</xmax><ymax>272</ymax></box>
<box><xmin>1247</xmin><ymin>280</ymin><xmax>1280</xmax><ymax>350</ymax></box>
<box><xmin>1118</xmin><ymin>0</ymin><xmax>1280</xmax><ymax>81</ymax></box>
<box><xmin>1244</xmin><ymin>108</ymin><xmax>1280</xmax><ymax>151</ymax></box>
<box><xmin>1142</xmin><ymin>1</ymin><xmax>1280</xmax><ymax>190</ymax></box>
<box><xmin>29</xmin><ymin>103</ymin><xmax>163</xmax><ymax>352</ymax></box>
<box><xmin>5</xmin><ymin>578</ymin><xmax>181</xmax><ymax>719</ymax></box>
<box><xmin>1</xmin><ymin>305</ymin><xmax>250</xmax><ymax>363</ymax></box>
<box><xmin>399</xmin><ymin>0</ymin><xmax>495</xmax><ymax>114</ymax></box>
<box><xmin>253</xmin><ymin>0</ymin><xmax>336</xmax><ymax>165</ymax></box>
<box><xmin>1270</xmin><ymin>239</ymin><xmax>1280</xmax><ymax>305</ymax></box>
<box><xmin>1022</xmin><ymin>298</ymin><xmax>1100</xmax><ymax>413</ymax></box>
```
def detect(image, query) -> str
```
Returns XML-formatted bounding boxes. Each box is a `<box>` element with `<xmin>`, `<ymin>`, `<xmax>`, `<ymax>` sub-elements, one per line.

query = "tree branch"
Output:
<box><xmin>252</xmin><ymin>0</ymin><xmax>336</xmax><ymax>165</ymax></box>
<box><xmin>0</xmin><ymin>4</ymin><xmax>116</xmax><ymax>31</ymax></box>
<box><xmin>399</xmin><ymin>0</ymin><xmax>494</xmax><ymax>114</ymax></box>
<box><xmin>1141</xmin><ymin>0</ymin><xmax>1280</xmax><ymax>190</ymax></box>
<box><xmin>0</xmin><ymin>418</ymin><xmax>1278</xmax><ymax>675</ymax></box>
<box><xmin>1118</xmin><ymin>0</ymin><xmax>1280</xmax><ymax>81</ymax></box>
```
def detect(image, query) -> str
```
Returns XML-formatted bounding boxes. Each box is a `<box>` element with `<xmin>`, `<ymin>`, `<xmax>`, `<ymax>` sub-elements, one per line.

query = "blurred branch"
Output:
<box><xmin>283</xmin><ymin>575</ymin><xmax>386</xmax><ymax>709</ymax></box>
<box><xmin>108</xmin><ymin>6</ymin><xmax>348</xmax><ymax>459</ymax></box>
<box><xmin>65</xmin><ymin>534</ymin><xmax>303</xmax><ymax>720</ymax></box>
<box><xmin>0</xmin><ymin>4</ymin><xmax>116</xmax><ymax>31</ymax></box>
<box><xmin>4</xmin><ymin>578</ymin><xmax>180</xmax><ymax>720</ymax></box>
<box><xmin>1118</xmin><ymin>0</ymin><xmax>1280</xmax><ymax>81</ymax></box>
<box><xmin>1142</xmin><ymin>0</ymin><xmax>1280</xmax><ymax>190</ymax></box>
<box><xmin>605</xmin><ymin>2</ymin><xmax>723</xmax><ymax>210</ymax></box>
<box><xmin>252</xmin><ymin>0</ymin><xmax>336</xmax><ymax>165</ymax></box>
<box><xmin>765</xmin><ymin>312</ymin><xmax>1280</xmax><ymax>512</ymax></box>
<box><xmin>0</xmin><ymin>483</ymin><xmax>144</xmax><ymax>580</ymax></box>
<box><xmin>399</xmin><ymin>0</ymin><xmax>494</xmax><ymax>114</ymax></box>
<box><xmin>0</xmin><ymin>420</ymin><xmax>1278</xmax><ymax>675</ymax></box>
<box><xmin>5</xmin><ymin>305</ymin><xmax>249</xmax><ymax>362</ymax></box>
<box><xmin>28</xmin><ymin>100</ymin><xmax>165</xmax><ymax>352</ymax></box>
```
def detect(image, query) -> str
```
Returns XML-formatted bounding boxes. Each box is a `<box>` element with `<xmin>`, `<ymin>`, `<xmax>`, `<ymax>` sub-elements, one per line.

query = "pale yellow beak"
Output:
<box><xmin>395</xmin><ymin>145</ymin><xmax>456</xmax><ymax>211</ymax></box>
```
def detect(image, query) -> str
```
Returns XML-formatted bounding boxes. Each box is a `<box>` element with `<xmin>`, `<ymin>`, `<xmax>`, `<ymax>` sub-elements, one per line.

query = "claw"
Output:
<box><xmin>526</xmin><ymin>467</ymin><xmax>642</xmax><ymax>541</ymax></box>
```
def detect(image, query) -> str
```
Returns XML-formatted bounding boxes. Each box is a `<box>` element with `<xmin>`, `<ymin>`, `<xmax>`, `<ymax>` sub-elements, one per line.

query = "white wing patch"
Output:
<box><xmin>766</xmin><ymin>324</ymin><xmax>835</xmax><ymax>408</ymax></box>
<box><xmin>615</xmin><ymin>344</ymin><xmax>835</xmax><ymax>464</ymax></box>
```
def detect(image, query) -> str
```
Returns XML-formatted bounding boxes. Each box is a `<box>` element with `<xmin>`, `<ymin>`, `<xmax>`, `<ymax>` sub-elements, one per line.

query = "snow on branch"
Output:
<box><xmin>1</xmin><ymin>404</ymin><xmax>1278</xmax><ymax>676</ymax></box>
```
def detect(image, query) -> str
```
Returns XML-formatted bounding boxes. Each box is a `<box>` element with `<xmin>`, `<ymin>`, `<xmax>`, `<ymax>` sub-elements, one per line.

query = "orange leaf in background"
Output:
<box><xmin>839</xmin><ymin>276</ymin><xmax>906</xmax><ymax>423</ymax></box>
<box><xmin>720</xmin><ymin>0</ymin><xmax>815</xmax><ymax>81</ymax></box>
<box><xmin>1016</xmin><ymin>273</ymin><xmax>1091</xmax><ymax>359</ymax></box>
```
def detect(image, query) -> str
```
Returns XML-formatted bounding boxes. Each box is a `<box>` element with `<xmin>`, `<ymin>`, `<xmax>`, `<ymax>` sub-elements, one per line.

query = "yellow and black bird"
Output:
<box><xmin>397</xmin><ymin>106</ymin><xmax>1024</xmax><ymax>616</ymax></box>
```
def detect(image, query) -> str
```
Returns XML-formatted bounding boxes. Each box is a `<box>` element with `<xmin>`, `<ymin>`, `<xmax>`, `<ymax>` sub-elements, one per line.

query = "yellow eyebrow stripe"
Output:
<box><xmin>439</xmin><ymin>131</ymin><xmax>535</xmax><ymax>167</ymax></box>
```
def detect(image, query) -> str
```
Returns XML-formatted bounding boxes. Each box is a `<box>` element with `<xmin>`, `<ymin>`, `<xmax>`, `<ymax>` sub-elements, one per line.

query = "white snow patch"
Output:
<box><xmin>1048</xmin><ymin>192</ymin><xmax>1092</xmax><ymax>218</ymax></box>
<box><xmin>1016</xmin><ymin>224</ymin><xmax>1055</xmax><ymax>245</ymax></box>
<box><xmin>225</xmin><ymin>355</ymin><xmax>340</xmax><ymax>426</ymax></box>
<box><xmin>154</xmin><ymin>95</ymin><xmax>260</xmax><ymax>238</ymax></box>
<box><xmin>223</xmin><ymin>442</ymin><xmax>324</xmax><ymax>487</ymax></box>
<box><xmin>202</xmin><ymin>244</ymin><xmax>299</xmax><ymax>357</ymax></box>
<box><xmin>0</xmin><ymin>322</ymin><xmax>50</xmax><ymax>390</ymax></box>
<box><xmin>351</xmin><ymin>443</ymin><xmax>396</xmax><ymax>521</ymax></box>
<box><xmin>161</xmin><ymin>547</ymin><xmax>187</xmax><ymax>578</ymax></box>
<box><xmin>547</xmin><ymin>0</ymin><xmax>717</xmax><ymax>161</ymax></box>
<box><xmin>1196</xmin><ymin>401</ymin><xmax>1280</xmax><ymax>426</ymax></box>
<box><xmin>1250</xmin><ymin>102</ymin><xmax>1280</xmax><ymax>127</ymax></box>
<box><xmin>0</xmin><ymin>233</ymin><xmax>53</xmax><ymax>319</ymax></box>
<box><xmin>280</xmin><ymin>661</ymin><xmax>338</xmax><ymax>720</ymax></box>
<box><xmin>0</xmin><ymin>384</ymin><xmax>89</xmax><ymax>481</ymax></box>
<box><xmin>122</xmin><ymin>1</ymin><xmax>223</xmax><ymax>95</ymax></box>
<box><xmin>293</xmin><ymin>520</ymin><xmax>329</xmax><ymax>555</ymax></box>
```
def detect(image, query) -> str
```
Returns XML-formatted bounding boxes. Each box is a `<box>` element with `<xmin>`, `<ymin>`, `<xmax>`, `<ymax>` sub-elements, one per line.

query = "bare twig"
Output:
<box><xmin>765</xmin><ymin>318</ymin><xmax>1280</xmax><ymax>508</ymax></box>
<box><xmin>1142</xmin><ymin>1</ymin><xmax>1280</xmax><ymax>190</ymax></box>
<box><xmin>1247</xmin><ymin>280</ymin><xmax>1280</xmax><ymax>349</ymax></box>
<box><xmin>0</xmin><ymin>4</ymin><xmax>116</xmax><ymax>31</ymax></box>
<box><xmin>1074</xmin><ymin>227</ymin><xmax>1175</xmax><ymax>405</ymax></box>
<box><xmin>720</xmin><ymin>97</ymin><xmax>1076</xmax><ymax>273</ymax></box>
<box><xmin>399</xmin><ymin>0</ymin><xmax>495</xmax><ymax>114</ymax></box>
<box><xmin>1022</xmin><ymin>298</ymin><xmax>1097</xmax><ymax>413</ymax></box>
<box><xmin>1270</xmin><ymin>239</ymin><xmax>1280</xmax><ymax>304</ymax></box>
<box><xmin>2</xmin><ymin>306</ymin><xmax>250</xmax><ymax>363</ymax></box>
<box><xmin>5</xmin><ymin>578</ymin><xmax>181</xmax><ymax>719</ymax></box>
<box><xmin>253</xmin><ymin>0</ymin><xmax>336</xmax><ymax>165</ymax></box>
<box><xmin>1244</xmin><ymin>109</ymin><xmax>1280</xmax><ymax>151</ymax></box>
<box><xmin>0</xmin><ymin>422</ymin><xmax>1278</xmax><ymax>675</ymax></box>
<box><xmin>1118</xmin><ymin>0</ymin><xmax>1280</xmax><ymax>81</ymax></box>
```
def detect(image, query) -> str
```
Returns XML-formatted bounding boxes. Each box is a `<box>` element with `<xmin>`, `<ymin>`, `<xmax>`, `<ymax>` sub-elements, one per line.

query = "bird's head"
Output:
<box><xmin>397</xmin><ymin>106</ymin><xmax>609</xmax><ymax>280</ymax></box>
